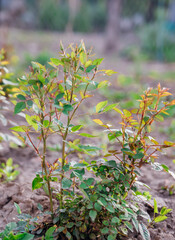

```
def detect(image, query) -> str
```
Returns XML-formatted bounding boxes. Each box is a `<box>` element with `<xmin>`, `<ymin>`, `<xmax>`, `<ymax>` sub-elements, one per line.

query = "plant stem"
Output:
<box><xmin>59</xmin><ymin>81</ymin><xmax>90</xmax><ymax>208</ymax></box>
<box><xmin>40</xmin><ymin>99</ymin><xmax>53</xmax><ymax>214</ymax></box>
<box><xmin>60</xmin><ymin>117</ymin><xmax>70</xmax><ymax>209</ymax></box>
<box><xmin>42</xmin><ymin>135</ymin><xmax>53</xmax><ymax>214</ymax></box>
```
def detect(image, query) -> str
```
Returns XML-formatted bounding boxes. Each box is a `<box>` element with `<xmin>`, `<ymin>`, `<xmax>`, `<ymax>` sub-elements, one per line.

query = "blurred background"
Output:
<box><xmin>0</xmin><ymin>0</ymin><xmax>175</xmax><ymax>92</ymax></box>
<box><xmin>0</xmin><ymin>0</ymin><xmax>175</xmax><ymax>151</ymax></box>
<box><xmin>1</xmin><ymin>0</ymin><xmax>175</xmax><ymax>61</ymax></box>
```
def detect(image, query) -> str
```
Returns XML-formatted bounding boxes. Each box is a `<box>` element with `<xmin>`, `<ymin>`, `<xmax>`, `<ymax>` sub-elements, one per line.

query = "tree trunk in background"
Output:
<box><xmin>105</xmin><ymin>0</ymin><xmax>121</xmax><ymax>53</ymax></box>
<box><xmin>145</xmin><ymin>0</ymin><xmax>158</xmax><ymax>22</ymax></box>
<box><xmin>66</xmin><ymin>0</ymin><xmax>81</xmax><ymax>32</ymax></box>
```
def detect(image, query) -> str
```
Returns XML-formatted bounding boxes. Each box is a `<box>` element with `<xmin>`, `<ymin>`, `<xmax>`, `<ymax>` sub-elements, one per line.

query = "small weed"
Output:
<box><xmin>0</xmin><ymin>158</ymin><xmax>19</xmax><ymax>183</ymax></box>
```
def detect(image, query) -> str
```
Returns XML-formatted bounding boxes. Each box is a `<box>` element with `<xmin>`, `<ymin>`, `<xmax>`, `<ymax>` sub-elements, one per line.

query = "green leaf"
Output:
<box><xmin>108</xmin><ymin>131</ymin><xmax>122</xmax><ymax>141</ymax></box>
<box><xmin>14</xmin><ymin>233</ymin><xmax>34</xmax><ymax>240</ymax></box>
<box><xmin>154</xmin><ymin>216</ymin><xmax>168</xmax><ymax>222</ymax></box>
<box><xmin>37</xmin><ymin>203</ymin><xmax>43</xmax><ymax>212</ymax></box>
<box><xmin>86</xmin><ymin>65</ymin><xmax>96</xmax><ymax>73</ymax></box>
<box><xmin>121</xmin><ymin>148</ymin><xmax>134</xmax><ymax>156</ymax></box>
<box><xmin>132</xmin><ymin>218</ymin><xmax>139</xmax><ymax>232</ymax></box>
<box><xmin>63</xmin><ymin>104</ymin><xmax>73</xmax><ymax>115</ymax></box>
<box><xmin>155</xmin><ymin>114</ymin><xmax>164</xmax><ymax>122</ymax></box>
<box><xmin>62</xmin><ymin>178</ymin><xmax>72</xmax><ymax>189</ymax></box>
<box><xmin>98</xmin><ymin>80</ymin><xmax>109</xmax><ymax>89</ymax></box>
<box><xmin>62</xmin><ymin>164</ymin><xmax>70</xmax><ymax>172</ymax></box>
<box><xmin>160</xmin><ymin>207</ymin><xmax>172</xmax><ymax>215</ymax></box>
<box><xmin>139</xmin><ymin>210</ymin><xmax>151</xmax><ymax>222</ymax></box>
<box><xmin>101</xmin><ymin>227</ymin><xmax>109</xmax><ymax>234</ymax></box>
<box><xmin>54</xmin><ymin>104</ymin><xmax>63</xmax><ymax>110</ymax></box>
<box><xmin>25</xmin><ymin>115</ymin><xmax>38</xmax><ymax>131</ymax></box>
<box><xmin>71</xmin><ymin>169</ymin><xmax>85</xmax><ymax>180</ymax></box>
<box><xmin>123</xmin><ymin>109</ymin><xmax>131</xmax><ymax>117</ymax></box>
<box><xmin>27</xmin><ymin>100</ymin><xmax>33</xmax><ymax>107</ymax></box>
<box><xmin>10</xmin><ymin>126</ymin><xmax>27</xmax><ymax>132</ymax></box>
<box><xmin>133</xmin><ymin>152</ymin><xmax>144</xmax><ymax>159</ymax></box>
<box><xmin>73</xmin><ymin>162</ymin><xmax>87</xmax><ymax>168</ymax></box>
<box><xmin>126</xmin><ymin>208</ymin><xmax>135</xmax><ymax>216</ymax></box>
<box><xmin>154</xmin><ymin>198</ymin><xmax>158</xmax><ymax>214</ymax></box>
<box><xmin>103</xmin><ymin>220</ymin><xmax>109</xmax><ymax>226</ymax></box>
<box><xmin>43</xmin><ymin>120</ymin><xmax>50</xmax><ymax>128</ymax></box>
<box><xmin>89</xmin><ymin>210</ymin><xmax>97</xmax><ymax>222</ymax></box>
<box><xmin>71</xmin><ymin>125</ymin><xmax>83</xmax><ymax>132</ymax></box>
<box><xmin>65</xmin><ymin>231</ymin><xmax>72</xmax><ymax>240</ymax></box>
<box><xmin>79</xmin><ymin>182</ymin><xmax>88</xmax><ymax>189</ymax></box>
<box><xmin>7</xmin><ymin>158</ymin><xmax>12</xmax><ymax>166</ymax></box>
<box><xmin>113</xmin><ymin>107</ymin><xmax>123</xmax><ymax>115</ymax></box>
<box><xmin>57</xmin><ymin>227</ymin><xmax>65</xmax><ymax>233</ymax></box>
<box><xmin>45</xmin><ymin>226</ymin><xmax>56</xmax><ymax>238</ymax></box>
<box><xmin>17</xmin><ymin>94</ymin><xmax>26</xmax><ymax>100</ymax></box>
<box><xmin>50</xmin><ymin>58</ymin><xmax>63</xmax><ymax>66</ymax></box>
<box><xmin>92</xmin><ymin>58</ymin><xmax>103</xmax><ymax>65</ymax></box>
<box><xmin>4</xmin><ymin>222</ymin><xmax>17</xmax><ymax>231</ymax></box>
<box><xmin>79</xmin><ymin>133</ymin><xmax>96</xmax><ymax>138</ymax></box>
<box><xmin>32</xmin><ymin>176</ymin><xmax>43</xmax><ymax>190</ymax></box>
<box><xmin>119</xmin><ymin>214</ymin><xmax>131</xmax><ymax>221</ymax></box>
<box><xmin>87</xmin><ymin>202</ymin><xmax>94</xmax><ymax>209</ymax></box>
<box><xmin>14</xmin><ymin>102</ymin><xmax>26</xmax><ymax>114</ymax></box>
<box><xmin>161</xmin><ymin>164</ymin><xmax>169</xmax><ymax>172</ymax></box>
<box><xmin>80</xmin><ymin>52</ymin><xmax>87</xmax><ymax>65</ymax></box>
<box><xmin>103</xmin><ymin>103</ymin><xmax>118</xmax><ymax>113</ymax></box>
<box><xmin>94</xmin><ymin>202</ymin><xmax>102</xmax><ymax>212</ymax></box>
<box><xmin>93</xmin><ymin>118</ymin><xmax>104</xmax><ymax>125</ymax></box>
<box><xmin>96</xmin><ymin>101</ymin><xmax>108</xmax><ymax>113</ymax></box>
<box><xmin>14</xmin><ymin>202</ymin><xmax>21</xmax><ymax>214</ymax></box>
<box><xmin>84</xmin><ymin>178</ymin><xmax>94</xmax><ymax>186</ymax></box>
<box><xmin>97</xmin><ymin>197</ymin><xmax>107</xmax><ymax>207</ymax></box>
<box><xmin>106</xmin><ymin>205</ymin><xmax>115</xmax><ymax>213</ymax></box>
<box><xmin>107</xmin><ymin>160</ymin><xmax>117</xmax><ymax>168</ymax></box>
<box><xmin>66</xmin><ymin>222</ymin><xmax>74</xmax><ymax>228</ymax></box>
<box><xmin>38</xmin><ymin>74</ymin><xmax>45</xmax><ymax>84</ymax></box>
<box><xmin>107</xmin><ymin>235</ymin><xmax>116</xmax><ymax>240</ymax></box>
<box><xmin>139</xmin><ymin>222</ymin><xmax>150</xmax><ymax>240</ymax></box>
<box><xmin>28</xmin><ymin>80</ymin><xmax>39</xmax><ymax>86</ymax></box>
<box><xmin>78</xmin><ymin>144</ymin><xmax>101</xmax><ymax>152</ymax></box>
<box><xmin>55</xmin><ymin>93</ymin><xmax>64</xmax><ymax>100</ymax></box>
<box><xmin>89</xmin><ymin>233</ymin><xmax>96</xmax><ymax>239</ymax></box>
<box><xmin>90</xmin><ymin>194</ymin><xmax>98</xmax><ymax>202</ymax></box>
<box><xmin>124</xmin><ymin>221</ymin><xmax>133</xmax><ymax>232</ymax></box>
<box><xmin>104</xmin><ymin>69</ymin><xmax>117</xmax><ymax>76</ymax></box>
<box><xmin>31</xmin><ymin>61</ymin><xmax>46</xmax><ymax>71</ymax></box>
<box><xmin>111</xmin><ymin>217</ymin><xmax>120</xmax><ymax>224</ymax></box>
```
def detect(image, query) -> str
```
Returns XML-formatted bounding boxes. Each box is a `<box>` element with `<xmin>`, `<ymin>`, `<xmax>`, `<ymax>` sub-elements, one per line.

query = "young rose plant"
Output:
<box><xmin>8</xmin><ymin>42</ymin><xmax>116</xmax><ymax>234</ymax></box>
<box><xmin>91</xmin><ymin>84</ymin><xmax>175</xmax><ymax>239</ymax></box>
<box><xmin>2</xmin><ymin>42</ymin><xmax>175</xmax><ymax>240</ymax></box>
<box><xmin>48</xmin><ymin>85</ymin><xmax>174</xmax><ymax>240</ymax></box>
